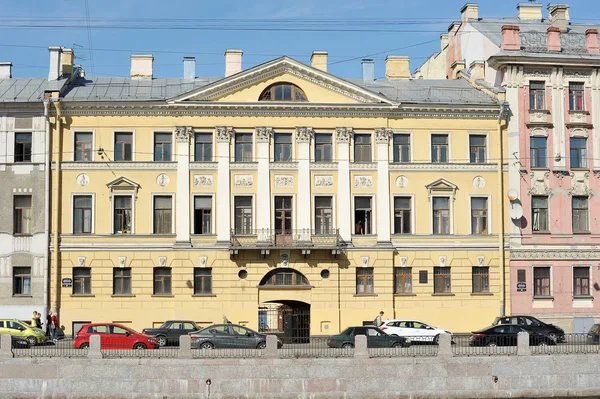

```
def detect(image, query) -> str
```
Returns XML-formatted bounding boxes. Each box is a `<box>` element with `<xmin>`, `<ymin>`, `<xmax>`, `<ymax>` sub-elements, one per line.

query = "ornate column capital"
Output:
<box><xmin>175</xmin><ymin>126</ymin><xmax>193</xmax><ymax>143</ymax></box>
<box><xmin>375</xmin><ymin>127</ymin><xmax>393</xmax><ymax>144</ymax></box>
<box><xmin>216</xmin><ymin>126</ymin><xmax>233</xmax><ymax>143</ymax></box>
<box><xmin>255</xmin><ymin>127</ymin><xmax>273</xmax><ymax>143</ymax></box>
<box><xmin>336</xmin><ymin>127</ymin><xmax>353</xmax><ymax>143</ymax></box>
<box><xmin>296</xmin><ymin>126</ymin><xmax>313</xmax><ymax>143</ymax></box>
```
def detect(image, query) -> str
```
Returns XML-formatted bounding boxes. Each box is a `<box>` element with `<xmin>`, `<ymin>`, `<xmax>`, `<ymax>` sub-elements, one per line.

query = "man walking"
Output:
<box><xmin>374</xmin><ymin>311</ymin><xmax>385</xmax><ymax>327</ymax></box>
<box><xmin>51</xmin><ymin>312</ymin><xmax>59</xmax><ymax>341</ymax></box>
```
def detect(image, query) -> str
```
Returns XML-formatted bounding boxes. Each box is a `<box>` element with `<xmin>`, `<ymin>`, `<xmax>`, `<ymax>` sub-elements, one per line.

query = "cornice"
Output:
<box><xmin>60</xmin><ymin>162</ymin><xmax>177</xmax><ymax>170</ymax></box>
<box><xmin>230</xmin><ymin>162</ymin><xmax>258</xmax><ymax>170</ymax></box>
<box><xmin>189</xmin><ymin>162</ymin><xmax>218</xmax><ymax>170</ymax></box>
<box><xmin>269</xmin><ymin>162</ymin><xmax>298</xmax><ymax>170</ymax></box>
<box><xmin>350</xmin><ymin>163</ymin><xmax>377</xmax><ymax>171</ymax></box>
<box><xmin>389</xmin><ymin>163</ymin><xmax>497</xmax><ymax>171</ymax></box>
<box><xmin>310</xmin><ymin>162</ymin><xmax>338</xmax><ymax>170</ymax></box>
<box><xmin>511</xmin><ymin>249</ymin><xmax>600</xmax><ymax>260</ymax></box>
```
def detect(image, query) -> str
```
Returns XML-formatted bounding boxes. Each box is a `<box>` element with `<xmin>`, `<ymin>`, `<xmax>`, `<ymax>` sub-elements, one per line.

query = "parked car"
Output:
<box><xmin>380</xmin><ymin>319</ymin><xmax>452</xmax><ymax>344</ymax></box>
<box><xmin>493</xmin><ymin>315</ymin><xmax>565</xmax><ymax>342</ymax></box>
<box><xmin>74</xmin><ymin>323</ymin><xmax>159</xmax><ymax>350</ymax></box>
<box><xmin>586</xmin><ymin>323</ymin><xmax>600</xmax><ymax>344</ymax></box>
<box><xmin>11</xmin><ymin>336</ymin><xmax>31</xmax><ymax>349</ymax></box>
<box><xmin>142</xmin><ymin>320</ymin><xmax>199</xmax><ymax>347</ymax></box>
<box><xmin>189</xmin><ymin>323</ymin><xmax>282</xmax><ymax>349</ymax></box>
<box><xmin>0</xmin><ymin>319</ymin><xmax>47</xmax><ymax>346</ymax></box>
<box><xmin>327</xmin><ymin>326</ymin><xmax>411</xmax><ymax>348</ymax></box>
<box><xmin>470</xmin><ymin>325</ymin><xmax>557</xmax><ymax>347</ymax></box>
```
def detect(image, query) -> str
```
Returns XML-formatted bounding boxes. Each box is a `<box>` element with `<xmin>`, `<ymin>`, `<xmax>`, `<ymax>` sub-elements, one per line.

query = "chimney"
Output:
<box><xmin>48</xmin><ymin>46</ymin><xmax>63</xmax><ymax>81</ymax></box>
<box><xmin>501</xmin><ymin>25</ymin><xmax>521</xmax><ymax>51</ymax></box>
<box><xmin>469</xmin><ymin>60</ymin><xmax>485</xmax><ymax>80</ymax></box>
<box><xmin>61</xmin><ymin>48</ymin><xmax>74</xmax><ymax>77</ymax></box>
<box><xmin>385</xmin><ymin>56</ymin><xmax>410</xmax><ymax>80</ymax></box>
<box><xmin>517</xmin><ymin>2</ymin><xmax>542</xmax><ymax>21</ymax></box>
<box><xmin>586</xmin><ymin>29</ymin><xmax>600</xmax><ymax>54</ymax></box>
<box><xmin>310</xmin><ymin>51</ymin><xmax>328</xmax><ymax>72</ymax></box>
<box><xmin>183</xmin><ymin>56</ymin><xmax>196</xmax><ymax>80</ymax></box>
<box><xmin>549</xmin><ymin>4</ymin><xmax>570</xmax><ymax>32</ymax></box>
<box><xmin>224</xmin><ymin>49</ymin><xmax>243</xmax><ymax>77</ymax></box>
<box><xmin>451</xmin><ymin>60</ymin><xmax>466</xmax><ymax>79</ymax></box>
<box><xmin>547</xmin><ymin>27</ymin><xmax>561</xmax><ymax>51</ymax></box>
<box><xmin>130</xmin><ymin>54</ymin><xmax>153</xmax><ymax>79</ymax></box>
<box><xmin>440</xmin><ymin>34</ymin><xmax>449</xmax><ymax>51</ymax></box>
<box><xmin>0</xmin><ymin>62</ymin><xmax>12</xmax><ymax>79</ymax></box>
<box><xmin>361</xmin><ymin>58</ymin><xmax>375</xmax><ymax>81</ymax></box>
<box><xmin>460</xmin><ymin>3</ymin><xmax>479</xmax><ymax>22</ymax></box>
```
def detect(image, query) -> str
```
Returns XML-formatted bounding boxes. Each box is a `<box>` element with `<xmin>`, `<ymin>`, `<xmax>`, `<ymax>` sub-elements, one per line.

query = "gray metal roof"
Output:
<box><xmin>0</xmin><ymin>78</ymin><xmax>67</xmax><ymax>102</ymax></box>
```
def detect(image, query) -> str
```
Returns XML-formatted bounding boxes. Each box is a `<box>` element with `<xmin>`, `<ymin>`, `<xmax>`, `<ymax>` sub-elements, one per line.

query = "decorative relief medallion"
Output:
<box><xmin>528</xmin><ymin>170</ymin><xmax>551</xmax><ymax>196</ymax></box>
<box><xmin>473</xmin><ymin>176</ymin><xmax>486</xmax><ymax>189</ymax></box>
<box><xmin>118</xmin><ymin>257</ymin><xmax>126</xmax><ymax>268</ymax></box>
<box><xmin>274</xmin><ymin>175</ymin><xmax>293</xmax><ymax>188</ymax></box>
<box><xmin>564</xmin><ymin>70</ymin><xmax>592</xmax><ymax>79</ymax></box>
<box><xmin>568</xmin><ymin>171</ymin><xmax>593</xmax><ymax>197</ymax></box>
<box><xmin>477</xmin><ymin>256</ymin><xmax>484</xmax><ymax>267</ymax></box>
<box><xmin>158</xmin><ymin>256</ymin><xmax>167</xmax><ymax>267</ymax></box>
<box><xmin>523</xmin><ymin>68</ymin><xmax>551</xmax><ymax>78</ymax></box>
<box><xmin>569</xmin><ymin>127</ymin><xmax>588</xmax><ymax>137</ymax></box>
<box><xmin>76</xmin><ymin>173</ymin><xmax>90</xmax><ymax>186</ymax></box>
<box><xmin>395</xmin><ymin>176</ymin><xmax>408</xmax><ymax>188</ymax></box>
<box><xmin>354</xmin><ymin>175</ymin><xmax>372</xmax><ymax>188</ymax></box>
<box><xmin>199</xmin><ymin>256</ymin><xmax>208</xmax><ymax>268</ymax></box>
<box><xmin>78</xmin><ymin>257</ymin><xmax>86</xmax><ymax>267</ymax></box>
<box><xmin>361</xmin><ymin>256</ymin><xmax>369</xmax><ymax>267</ymax></box>
<box><xmin>216</xmin><ymin>126</ymin><xmax>233</xmax><ymax>142</ymax></box>
<box><xmin>193</xmin><ymin>175</ymin><xmax>213</xmax><ymax>187</ymax></box>
<box><xmin>375</xmin><ymin>128</ymin><xmax>393</xmax><ymax>144</ymax></box>
<box><xmin>400</xmin><ymin>257</ymin><xmax>407</xmax><ymax>267</ymax></box>
<box><xmin>175</xmin><ymin>126</ymin><xmax>193</xmax><ymax>142</ymax></box>
<box><xmin>255</xmin><ymin>127</ymin><xmax>273</xmax><ymax>143</ymax></box>
<box><xmin>314</xmin><ymin>175</ymin><xmax>333</xmax><ymax>187</ymax></box>
<box><xmin>296</xmin><ymin>127</ymin><xmax>313</xmax><ymax>143</ymax></box>
<box><xmin>529</xmin><ymin>112</ymin><xmax>547</xmax><ymax>124</ymax></box>
<box><xmin>439</xmin><ymin>256</ymin><xmax>447</xmax><ymax>267</ymax></box>
<box><xmin>530</xmin><ymin>126</ymin><xmax>548</xmax><ymax>137</ymax></box>
<box><xmin>336</xmin><ymin>127</ymin><xmax>352</xmax><ymax>143</ymax></box>
<box><xmin>156</xmin><ymin>174</ymin><xmax>170</xmax><ymax>187</ymax></box>
<box><xmin>234</xmin><ymin>175</ymin><xmax>254</xmax><ymax>187</ymax></box>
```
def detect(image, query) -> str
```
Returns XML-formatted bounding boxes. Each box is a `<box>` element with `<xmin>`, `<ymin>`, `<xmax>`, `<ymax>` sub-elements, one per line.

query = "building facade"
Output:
<box><xmin>49</xmin><ymin>49</ymin><xmax>508</xmax><ymax>336</ymax></box>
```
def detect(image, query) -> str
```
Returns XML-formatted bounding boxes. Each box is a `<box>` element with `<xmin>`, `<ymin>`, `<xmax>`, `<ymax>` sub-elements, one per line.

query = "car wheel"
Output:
<box><xmin>341</xmin><ymin>343</ymin><xmax>353</xmax><ymax>349</ymax></box>
<box><xmin>256</xmin><ymin>341</ymin><xmax>267</xmax><ymax>349</ymax></box>
<box><xmin>200</xmin><ymin>342</ymin><xmax>214</xmax><ymax>350</ymax></box>
<box><xmin>487</xmin><ymin>341</ymin><xmax>497</xmax><ymax>347</ymax></box>
<box><xmin>26</xmin><ymin>336</ymin><xmax>37</xmax><ymax>346</ymax></box>
<box><xmin>156</xmin><ymin>336</ymin><xmax>167</xmax><ymax>347</ymax></box>
<box><xmin>79</xmin><ymin>343</ymin><xmax>90</xmax><ymax>349</ymax></box>
<box><xmin>133</xmin><ymin>343</ymin><xmax>147</xmax><ymax>350</ymax></box>
<box><xmin>433</xmin><ymin>334</ymin><xmax>440</xmax><ymax>345</ymax></box>
<box><xmin>391</xmin><ymin>342</ymin><xmax>402</xmax><ymax>348</ymax></box>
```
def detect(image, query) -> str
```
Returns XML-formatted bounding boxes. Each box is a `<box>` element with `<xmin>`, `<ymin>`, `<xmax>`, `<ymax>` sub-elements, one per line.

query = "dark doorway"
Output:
<box><xmin>259</xmin><ymin>300</ymin><xmax>310</xmax><ymax>344</ymax></box>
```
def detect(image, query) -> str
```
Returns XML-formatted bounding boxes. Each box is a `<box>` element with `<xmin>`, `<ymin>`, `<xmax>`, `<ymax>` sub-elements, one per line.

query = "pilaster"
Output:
<box><xmin>551</xmin><ymin>67</ymin><xmax>566</xmax><ymax>169</ymax></box>
<box><xmin>296</xmin><ymin>127</ymin><xmax>312</xmax><ymax>233</ymax></box>
<box><xmin>216</xmin><ymin>126</ymin><xmax>232</xmax><ymax>243</ymax></box>
<box><xmin>336</xmin><ymin>127</ymin><xmax>352</xmax><ymax>243</ymax></box>
<box><xmin>375</xmin><ymin>128</ymin><xmax>392</xmax><ymax>244</ymax></box>
<box><xmin>592</xmin><ymin>69</ymin><xmax>600</xmax><ymax>171</ymax></box>
<box><xmin>256</xmin><ymin>127</ymin><xmax>272</xmax><ymax>233</ymax></box>
<box><xmin>175</xmin><ymin>126</ymin><xmax>192</xmax><ymax>246</ymax></box>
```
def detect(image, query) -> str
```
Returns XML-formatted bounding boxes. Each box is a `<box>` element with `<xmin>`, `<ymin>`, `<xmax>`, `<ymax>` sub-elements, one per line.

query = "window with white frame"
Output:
<box><xmin>392</xmin><ymin>134</ymin><xmax>410</xmax><ymax>163</ymax></box>
<box><xmin>432</xmin><ymin>197</ymin><xmax>450</xmax><ymax>235</ymax></box>
<box><xmin>314</xmin><ymin>133</ymin><xmax>332</xmax><ymax>162</ymax></box>
<box><xmin>471</xmin><ymin>197</ymin><xmax>488</xmax><ymax>234</ymax></box>
<box><xmin>572</xmin><ymin>196</ymin><xmax>589</xmax><ymax>233</ymax></box>
<box><xmin>569</xmin><ymin>82</ymin><xmax>585</xmax><ymax>111</ymax></box>
<box><xmin>469</xmin><ymin>135</ymin><xmax>486</xmax><ymax>163</ymax></box>
<box><xmin>234</xmin><ymin>196</ymin><xmax>252</xmax><ymax>234</ymax></box>
<box><xmin>530</xmin><ymin>137</ymin><xmax>547</xmax><ymax>168</ymax></box>
<box><xmin>234</xmin><ymin>133</ymin><xmax>253</xmax><ymax>162</ymax></box>
<box><xmin>274</xmin><ymin>133</ymin><xmax>292</xmax><ymax>162</ymax></box>
<box><xmin>532</xmin><ymin>196</ymin><xmax>549</xmax><ymax>232</ymax></box>
<box><xmin>573</xmin><ymin>266</ymin><xmax>590</xmax><ymax>297</ymax></box>
<box><xmin>314</xmin><ymin>196</ymin><xmax>332</xmax><ymax>234</ymax></box>
<box><xmin>14</xmin><ymin>133</ymin><xmax>32</xmax><ymax>163</ymax></box>
<box><xmin>354</xmin><ymin>134</ymin><xmax>372</xmax><ymax>162</ymax></box>
<box><xmin>354</xmin><ymin>196</ymin><xmax>373</xmax><ymax>235</ymax></box>
<box><xmin>114</xmin><ymin>132</ymin><xmax>133</xmax><ymax>161</ymax></box>
<box><xmin>193</xmin><ymin>196</ymin><xmax>212</xmax><ymax>234</ymax></box>
<box><xmin>73</xmin><ymin>195</ymin><xmax>92</xmax><ymax>234</ymax></box>
<box><xmin>393</xmin><ymin>197</ymin><xmax>411</xmax><ymax>234</ymax></box>
<box><xmin>12</xmin><ymin>267</ymin><xmax>31</xmax><ymax>296</ymax></box>
<box><xmin>533</xmin><ymin>267</ymin><xmax>551</xmax><ymax>297</ymax></box>
<box><xmin>194</xmin><ymin>133</ymin><xmax>212</xmax><ymax>162</ymax></box>
<box><xmin>154</xmin><ymin>133</ymin><xmax>172</xmax><ymax>161</ymax></box>
<box><xmin>113</xmin><ymin>195</ymin><xmax>132</xmax><ymax>234</ymax></box>
<box><xmin>153</xmin><ymin>196</ymin><xmax>173</xmax><ymax>234</ymax></box>
<box><xmin>74</xmin><ymin>132</ymin><xmax>93</xmax><ymax>162</ymax></box>
<box><xmin>431</xmin><ymin>134</ymin><xmax>448</xmax><ymax>163</ymax></box>
<box><xmin>13</xmin><ymin>195</ymin><xmax>32</xmax><ymax>235</ymax></box>
<box><xmin>570</xmin><ymin>137</ymin><xmax>587</xmax><ymax>169</ymax></box>
<box><xmin>529</xmin><ymin>81</ymin><xmax>546</xmax><ymax>110</ymax></box>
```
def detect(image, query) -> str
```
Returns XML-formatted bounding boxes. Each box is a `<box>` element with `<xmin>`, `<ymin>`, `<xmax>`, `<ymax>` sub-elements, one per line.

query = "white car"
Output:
<box><xmin>379</xmin><ymin>319</ymin><xmax>452</xmax><ymax>344</ymax></box>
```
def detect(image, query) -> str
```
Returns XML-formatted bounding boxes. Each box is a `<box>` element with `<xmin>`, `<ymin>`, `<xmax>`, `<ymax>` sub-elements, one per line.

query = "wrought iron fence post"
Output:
<box><xmin>437</xmin><ymin>333</ymin><xmax>452</xmax><ymax>358</ymax></box>
<box><xmin>178</xmin><ymin>335</ymin><xmax>193</xmax><ymax>359</ymax></box>
<box><xmin>0</xmin><ymin>334</ymin><xmax>13</xmax><ymax>359</ymax></box>
<box><xmin>517</xmin><ymin>332</ymin><xmax>531</xmax><ymax>356</ymax></box>
<box><xmin>353</xmin><ymin>334</ymin><xmax>368</xmax><ymax>358</ymax></box>
<box><xmin>87</xmin><ymin>334</ymin><xmax>102</xmax><ymax>359</ymax></box>
<box><xmin>265</xmin><ymin>335</ymin><xmax>279</xmax><ymax>358</ymax></box>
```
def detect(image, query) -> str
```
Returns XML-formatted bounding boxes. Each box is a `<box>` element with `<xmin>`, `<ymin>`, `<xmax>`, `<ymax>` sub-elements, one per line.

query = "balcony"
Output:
<box><xmin>230</xmin><ymin>229</ymin><xmax>342</xmax><ymax>250</ymax></box>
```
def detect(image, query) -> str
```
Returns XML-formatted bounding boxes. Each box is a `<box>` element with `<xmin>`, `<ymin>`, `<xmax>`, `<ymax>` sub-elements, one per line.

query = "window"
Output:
<box><xmin>533</xmin><ymin>267</ymin><xmax>551</xmax><ymax>297</ymax></box>
<box><xmin>234</xmin><ymin>133</ymin><xmax>253</xmax><ymax>162</ymax></box>
<box><xmin>194</xmin><ymin>268</ymin><xmax>212</xmax><ymax>295</ymax></box>
<box><xmin>434</xmin><ymin>267</ymin><xmax>451</xmax><ymax>293</ymax></box>
<box><xmin>13</xmin><ymin>196</ymin><xmax>31</xmax><ymax>235</ymax></box>
<box><xmin>260</xmin><ymin>269</ymin><xmax>310</xmax><ymax>286</ymax></box>
<box><xmin>193</xmin><ymin>196</ymin><xmax>211</xmax><ymax>234</ymax></box>
<box><xmin>274</xmin><ymin>196</ymin><xmax>292</xmax><ymax>235</ymax></box>
<box><xmin>393</xmin><ymin>134</ymin><xmax>410</xmax><ymax>163</ymax></box>
<box><xmin>471</xmin><ymin>197</ymin><xmax>488</xmax><ymax>234</ymax></box>
<box><xmin>517</xmin><ymin>269</ymin><xmax>526</xmax><ymax>285</ymax></box>
<box><xmin>314</xmin><ymin>197</ymin><xmax>332</xmax><ymax>234</ymax></box>
<box><xmin>572</xmin><ymin>196</ymin><xmax>589</xmax><ymax>233</ymax></box>
<box><xmin>472</xmin><ymin>267</ymin><xmax>489</xmax><ymax>293</ymax></box>
<box><xmin>573</xmin><ymin>267</ymin><xmax>590</xmax><ymax>297</ymax></box>
<box><xmin>73</xmin><ymin>267</ymin><xmax>91</xmax><ymax>295</ymax></box>
<box><xmin>530</xmin><ymin>137</ymin><xmax>547</xmax><ymax>168</ymax></box>
<box><xmin>394</xmin><ymin>267</ymin><xmax>412</xmax><ymax>294</ymax></box>
<box><xmin>234</xmin><ymin>196</ymin><xmax>252</xmax><ymax>234</ymax></box>
<box><xmin>14</xmin><ymin>133</ymin><xmax>32</xmax><ymax>163</ymax></box>
<box><xmin>529</xmin><ymin>81</ymin><xmax>545</xmax><ymax>110</ymax></box>
<box><xmin>356</xmin><ymin>267</ymin><xmax>374</xmax><ymax>294</ymax></box>
<box><xmin>569</xmin><ymin>82</ymin><xmax>585</xmax><ymax>111</ymax></box>
<box><xmin>469</xmin><ymin>135</ymin><xmax>486</xmax><ymax>163</ymax></box>
<box><xmin>354</xmin><ymin>197</ymin><xmax>373</xmax><ymax>235</ymax></box>
<box><xmin>194</xmin><ymin>133</ymin><xmax>212</xmax><ymax>162</ymax></box>
<box><xmin>12</xmin><ymin>267</ymin><xmax>31</xmax><ymax>295</ymax></box>
<box><xmin>154</xmin><ymin>133</ymin><xmax>172</xmax><ymax>161</ymax></box>
<box><xmin>113</xmin><ymin>268</ymin><xmax>131</xmax><ymax>295</ymax></box>
<box><xmin>274</xmin><ymin>133</ymin><xmax>292</xmax><ymax>162</ymax></box>
<box><xmin>532</xmin><ymin>196</ymin><xmax>549</xmax><ymax>232</ymax></box>
<box><xmin>314</xmin><ymin>133</ymin><xmax>332</xmax><ymax>162</ymax></box>
<box><xmin>74</xmin><ymin>132</ymin><xmax>93</xmax><ymax>161</ymax></box>
<box><xmin>393</xmin><ymin>197</ymin><xmax>411</xmax><ymax>234</ymax></box>
<box><xmin>114</xmin><ymin>132</ymin><xmax>133</xmax><ymax>161</ymax></box>
<box><xmin>431</xmin><ymin>134</ymin><xmax>448</xmax><ymax>163</ymax></box>
<box><xmin>73</xmin><ymin>195</ymin><xmax>92</xmax><ymax>234</ymax></box>
<box><xmin>153</xmin><ymin>267</ymin><xmax>172</xmax><ymax>295</ymax></box>
<box><xmin>432</xmin><ymin>197</ymin><xmax>450</xmax><ymax>235</ymax></box>
<box><xmin>570</xmin><ymin>138</ymin><xmax>587</xmax><ymax>169</ymax></box>
<box><xmin>354</xmin><ymin>134</ymin><xmax>371</xmax><ymax>162</ymax></box>
<box><xmin>259</xmin><ymin>83</ymin><xmax>307</xmax><ymax>101</ymax></box>
<box><xmin>113</xmin><ymin>195</ymin><xmax>132</xmax><ymax>234</ymax></box>
<box><xmin>153</xmin><ymin>196</ymin><xmax>172</xmax><ymax>234</ymax></box>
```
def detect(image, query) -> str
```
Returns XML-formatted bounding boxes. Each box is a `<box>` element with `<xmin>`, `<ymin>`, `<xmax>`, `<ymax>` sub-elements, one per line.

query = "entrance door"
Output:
<box><xmin>274</xmin><ymin>196</ymin><xmax>292</xmax><ymax>245</ymax></box>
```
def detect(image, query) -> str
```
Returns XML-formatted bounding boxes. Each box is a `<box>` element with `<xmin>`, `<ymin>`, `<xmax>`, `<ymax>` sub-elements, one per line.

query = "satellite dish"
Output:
<box><xmin>509</xmin><ymin>202</ymin><xmax>523</xmax><ymax>220</ymax></box>
<box><xmin>507</xmin><ymin>189</ymin><xmax>519</xmax><ymax>201</ymax></box>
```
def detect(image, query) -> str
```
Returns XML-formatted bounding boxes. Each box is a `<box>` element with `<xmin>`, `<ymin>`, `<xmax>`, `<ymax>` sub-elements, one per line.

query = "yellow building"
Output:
<box><xmin>49</xmin><ymin>48</ymin><xmax>509</xmax><ymax>336</ymax></box>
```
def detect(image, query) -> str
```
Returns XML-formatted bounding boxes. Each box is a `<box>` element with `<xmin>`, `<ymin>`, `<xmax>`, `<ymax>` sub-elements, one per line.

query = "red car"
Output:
<box><xmin>74</xmin><ymin>323</ymin><xmax>159</xmax><ymax>350</ymax></box>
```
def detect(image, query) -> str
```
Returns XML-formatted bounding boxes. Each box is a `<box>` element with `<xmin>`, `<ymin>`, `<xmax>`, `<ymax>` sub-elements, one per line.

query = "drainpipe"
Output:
<box><xmin>497</xmin><ymin>103</ymin><xmax>507</xmax><ymax>317</ymax></box>
<box><xmin>51</xmin><ymin>100</ymin><xmax>62</xmax><ymax>314</ymax></box>
<box><xmin>43</xmin><ymin>99</ymin><xmax>50</xmax><ymax>331</ymax></box>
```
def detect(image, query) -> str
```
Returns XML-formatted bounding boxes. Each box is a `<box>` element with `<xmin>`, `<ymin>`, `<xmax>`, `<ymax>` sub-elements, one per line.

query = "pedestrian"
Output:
<box><xmin>374</xmin><ymin>311</ymin><xmax>384</xmax><ymax>327</ymax></box>
<box><xmin>355</xmin><ymin>220</ymin><xmax>363</xmax><ymax>234</ymax></box>
<box><xmin>46</xmin><ymin>311</ymin><xmax>52</xmax><ymax>337</ymax></box>
<box><xmin>35</xmin><ymin>312</ymin><xmax>43</xmax><ymax>330</ymax></box>
<box><xmin>223</xmin><ymin>315</ymin><xmax>231</xmax><ymax>324</ymax></box>
<box><xmin>31</xmin><ymin>311</ymin><xmax>37</xmax><ymax>327</ymax></box>
<box><xmin>51</xmin><ymin>312</ymin><xmax>59</xmax><ymax>341</ymax></box>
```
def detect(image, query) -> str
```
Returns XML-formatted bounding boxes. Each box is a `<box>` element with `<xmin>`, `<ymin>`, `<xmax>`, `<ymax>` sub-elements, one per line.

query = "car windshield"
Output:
<box><xmin>159</xmin><ymin>321</ymin><xmax>172</xmax><ymax>329</ymax></box>
<box><xmin>340</xmin><ymin>327</ymin><xmax>353</xmax><ymax>335</ymax></box>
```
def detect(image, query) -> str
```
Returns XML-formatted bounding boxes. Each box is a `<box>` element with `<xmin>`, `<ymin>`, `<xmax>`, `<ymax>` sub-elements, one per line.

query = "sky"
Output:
<box><xmin>2</xmin><ymin>0</ymin><xmax>599</xmax><ymax>80</ymax></box>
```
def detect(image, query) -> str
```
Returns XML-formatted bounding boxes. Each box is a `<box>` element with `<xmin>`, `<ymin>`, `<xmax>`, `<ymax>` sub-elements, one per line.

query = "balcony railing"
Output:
<box><xmin>230</xmin><ymin>229</ymin><xmax>341</xmax><ymax>249</ymax></box>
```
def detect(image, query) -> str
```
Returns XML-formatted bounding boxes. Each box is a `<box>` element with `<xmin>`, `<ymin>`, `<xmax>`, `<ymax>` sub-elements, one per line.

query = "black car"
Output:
<box><xmin>189</xmin><ymin>324</ymin><xmax>282</xmax><ymax>349</ymax></box>
<box><xmin>142</xmin><ymin>320</ymin><xmax>199</xmax><ymax>347</ymax></box>
<box><xmin>587</xmin><ymin>323</ymin><xmax>600</xmax><ymax>344</ymax></box>
<box><xmin>471</xmin><ymin>325</ymin><xmax>556</xmax><ymax>347</ymax></box>
<box><xmin>327</xmin><ymin>326</ymin><xmax>411</xmax><ymax>348</ymax></box>
<box><xmin>493</xmin><ymin>315</ymin><xmax>565</xmax><ymax>342</ymax></box>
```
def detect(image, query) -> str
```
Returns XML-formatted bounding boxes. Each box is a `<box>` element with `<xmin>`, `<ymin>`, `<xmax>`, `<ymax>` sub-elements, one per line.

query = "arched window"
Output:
<box><xmin>259</xmin><ymin>83</ymin><xmax>307</xmax><ymax>102</ymax></box>
<box><xmin>259</xmin><ymin>269</ymin><xmax>310</xmax><ymax>287</ymax></box>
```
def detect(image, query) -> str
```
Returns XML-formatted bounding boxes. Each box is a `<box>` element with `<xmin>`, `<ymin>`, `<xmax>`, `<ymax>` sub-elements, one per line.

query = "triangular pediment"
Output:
<box><xmin>107</xmin><ymin>176</ymin><xmax>140</xmax><ymax>190</ymax></box>
<box><xmin>169</xmin><ymin>57</ymin><xmax>394</xmax><ymax>105</ymax></box>
<box><xmin>426</xmin><ymin>178</ymin><xmax>458</xmax><ymax>192</ymax></box>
